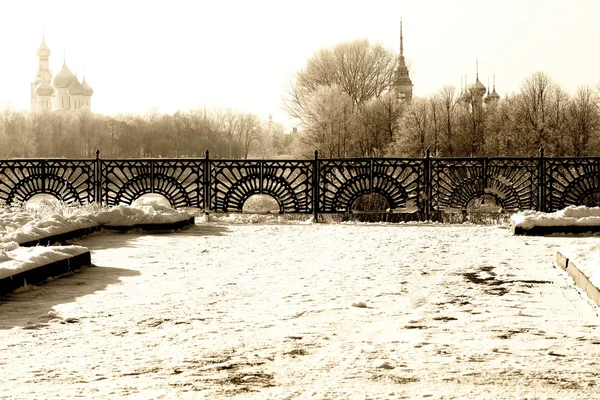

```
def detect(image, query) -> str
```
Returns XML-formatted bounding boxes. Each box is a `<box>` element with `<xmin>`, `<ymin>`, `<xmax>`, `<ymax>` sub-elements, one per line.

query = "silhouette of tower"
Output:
<box><xmin>394</xmin><ymin>18</ymin><xmax>413</xmax><ymax>103</ymax></box>
<box><xmin>473</xmin><ymin>59</ymin><xmax>487</xmax><ymax>99</ymax></box>
<box><xmin>31</xmin><ymin>28</ymin><xmax>54</xmax><ymax>111</ymax></box>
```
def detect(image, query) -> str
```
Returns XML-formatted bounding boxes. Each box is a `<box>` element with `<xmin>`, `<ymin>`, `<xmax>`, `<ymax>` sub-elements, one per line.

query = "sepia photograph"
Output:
<box><xmin>1</xmin><ymin>0</ymin><xmax>600</xmax><ymax>398</ymax></box>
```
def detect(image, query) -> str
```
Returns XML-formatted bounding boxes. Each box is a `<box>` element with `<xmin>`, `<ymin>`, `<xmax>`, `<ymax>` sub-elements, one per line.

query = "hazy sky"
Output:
<box><xmin>1</xmin><ymin>0</ymin><xmax>599</xmax><ymax>129</ymax></box>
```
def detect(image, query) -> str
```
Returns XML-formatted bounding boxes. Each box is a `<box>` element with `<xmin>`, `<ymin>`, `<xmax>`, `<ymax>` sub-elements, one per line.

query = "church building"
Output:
<box><xmin>30</xmin><ymin>33</ymin><xmax>93</xmax><ymax>112</ymax></box>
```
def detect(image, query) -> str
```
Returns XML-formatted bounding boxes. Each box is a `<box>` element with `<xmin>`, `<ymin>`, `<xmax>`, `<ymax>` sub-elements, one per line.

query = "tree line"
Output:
<box><xmin>284</xmin><ymin>39</ymin><xmax>600</xmax><ymax>158</ymax></box>
<box><xmin>0</xmin><ymin>106</ymin><xmax>297</xmax><ymax>159</ymax></box>
<box><xmin>3</xmin><ymin>39</ymin><xmax>599</xmax><ymax>160</ymax></box>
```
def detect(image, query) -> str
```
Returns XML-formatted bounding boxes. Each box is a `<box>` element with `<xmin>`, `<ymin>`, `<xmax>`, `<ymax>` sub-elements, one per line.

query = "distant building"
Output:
<box><xmin>394</xmin><ymin>19</ymin><xmax>413</xmax><ymax>103</ymax></box>
<box><xmin>484</xmin><ymin>75</ymin><xmax>501</xmax><ymax>106</ymax></box>
<box><xmin>30</xmin><ymin>33</ymin><xmax>93</xmax><ymax>112</ymax></box>
<box><xmin>461</xmin><ymin>61</ymin><xmax>500</xmax><ymax>106</ymax></box>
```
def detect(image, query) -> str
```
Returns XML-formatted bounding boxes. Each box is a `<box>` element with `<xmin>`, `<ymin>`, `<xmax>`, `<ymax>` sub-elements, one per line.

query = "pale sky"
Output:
<box><xmin>1</xmin><ymin>0</ymin><xmax>599</xmax><ymax>129</ymax></box>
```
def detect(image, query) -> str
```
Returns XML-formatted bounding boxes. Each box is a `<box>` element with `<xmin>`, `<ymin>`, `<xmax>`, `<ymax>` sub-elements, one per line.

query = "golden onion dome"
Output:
<box><xmin>82</xmin><ymin>77</ymin><xmax>94</xmax><ymax>96</ymax></box>
<box><xmin>67</xmin><ymin>76</ymin><xmax>86</xmax><ymax>96</ymax></box>
<box><xmin>474</xmin><ymin>78</ymin><xmax>487</xmax><ymax>96</ymax></box>
<box><xmin>35</xmin><ymin>76</ymin><xmax>54</xmax><ymax>97</ymax></box>
<box><xmin>52</xmin><ymin>63</ymin><xmax>76</xmax><ymax>88</ymax></box>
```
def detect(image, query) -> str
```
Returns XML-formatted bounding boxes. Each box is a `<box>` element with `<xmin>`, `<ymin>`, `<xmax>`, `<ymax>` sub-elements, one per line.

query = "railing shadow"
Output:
<box><xmin>0</xmin><ymin>224</ymin><xmax>229</xmax><ymax>329</ymax></box>
<box><xmin>0</xmin><ymin>265</ymin><xmax>140</xmax><ymax>329</ymax></box>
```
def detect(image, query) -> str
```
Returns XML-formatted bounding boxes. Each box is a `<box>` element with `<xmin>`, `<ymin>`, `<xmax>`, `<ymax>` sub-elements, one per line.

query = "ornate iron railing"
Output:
<box><xmin>1</xmin><ymin>149</ymin><xmax>599</xmax><ymax>219</ymax></box>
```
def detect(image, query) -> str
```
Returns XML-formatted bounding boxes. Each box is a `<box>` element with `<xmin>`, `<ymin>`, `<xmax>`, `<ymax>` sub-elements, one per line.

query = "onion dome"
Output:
<box><xmin>489</xmin><ymin>88</ymin><xmax>500</xmax><ymax>100</ymax></box>
<box><xmin>34</xmin><ymin>76</ymin><xmax>54</xmax><ymax>97</ymax></box>
<box><xmin>37</xmin><ymin>36</ymin><xmax>51</xmax><ymax>58</ymax></box>
<box><xmin>82</xmin><ymin>77</ymin><xmax>94</xmax><ymax>96</ymax></box>
<box><xmin>52</xmin><ymin>63</ymin><xmax>76</xmax><ymax>88</ymax></box>
<box><xmin>474</xmin><ymin>79</ymin><xmax>487</xmax><ymax>96</ymax></box>
<box><xmin>67</xmin><ymin>76</ymin><xmax>86</xmax><ymax>96</ymax></box>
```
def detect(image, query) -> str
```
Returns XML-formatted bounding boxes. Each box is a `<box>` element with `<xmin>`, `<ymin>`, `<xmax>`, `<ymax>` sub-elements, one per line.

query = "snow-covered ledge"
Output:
<box><xmin>556</xmin><ymin>241</ymin><xmax>600</xmax><ymax>307</ymax></box>
<box><xmin>0</xmin><ymin>243</ymin><xmax>91</xmax><ymax>296</ymax></box>
<box><xmin>1</xmin><ymin>203</ymin><xmax>195</xmax><ymax>247</ymax></box>
<box><xmin>511</xmin><ymin>206</ymin><xmax>600</xmax><ymax>235</ymax></box>
<box><xmin>0</xmin><ymin>203</ymin><xmax>195</xmax><ymax>295</ymax></box>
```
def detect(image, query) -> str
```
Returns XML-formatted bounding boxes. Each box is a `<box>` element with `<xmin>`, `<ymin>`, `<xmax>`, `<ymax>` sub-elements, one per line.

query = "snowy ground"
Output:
<box><xmin>2</xmin><ymin>221</ymin><xmax>600</xmax><ymax>399</ymax></box>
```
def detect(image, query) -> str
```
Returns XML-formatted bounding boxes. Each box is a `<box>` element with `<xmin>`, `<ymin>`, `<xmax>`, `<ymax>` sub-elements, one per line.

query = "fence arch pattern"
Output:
<box><xmin>101</xmin><ymin>160</ymin><xmax>203</xmax><ymax>208</ymax></box>
<box><xmin>210</xmin><ymin>160</ymin><xmax>312</xmax><ymax>213</ymax></box>
<box><xmin>430</xmin><ymin>159</ymin><xmax>538</xmax><ymax>212</ymax></box>
<box><xmin>0</xmin><ymin>160</ymin><xmax>94</xmax><ymax>205</ymax></box>
<box><xmin>319</xmin><ymin>159</ymin><xmax>423</xmax><ymax>213</ymax></box>
<box><xmin>0</xmin><ymin>152</ymin><xmax>599</xmax><ymax>217</ymax></box>
<box><xmin>545</xmin><ymin>159</ymin><xmax>600</xmax><ymax>210</ymax></box>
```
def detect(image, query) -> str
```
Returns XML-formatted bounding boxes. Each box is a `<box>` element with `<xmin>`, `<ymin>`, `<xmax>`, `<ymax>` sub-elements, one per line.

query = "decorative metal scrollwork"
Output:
<box><xmin>0</xmin><ymin>160</ymin><xmax>94</xmax><ymax>205</ymax></box>
<box><xmin>0</xmin><ymin>154</ymin><xmax>599</xmax><ymax>216</ymax></box>
<box><xmin>319</xmin><ymin>159</ymin><xmax>423</xmax><ymax>212</ymax></box>
<box><xmin>431</xmin><ymin>158</ymin><xmax>537</xmax><ymax>212</ymax></box>
<box><xmin>101</xmin><ymin>160</ymin><xmax>203</xmax><ymax>208</ymax></box>
<box><xmin>210</xmin><ymin>160</ymin><xmax>312</xmax><ymax>213</ymax></box>
<box><xmin>545</xmin><ymin>158</ymin><xmax>600</xmax><ymax>209</ymax></box>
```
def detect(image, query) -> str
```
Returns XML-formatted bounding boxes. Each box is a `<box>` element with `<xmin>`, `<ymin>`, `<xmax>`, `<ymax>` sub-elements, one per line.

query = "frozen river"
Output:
<box><xmin>1</xmin><ymin>222</ymin><xmax>600</xmax><ymax>399</ymax></box>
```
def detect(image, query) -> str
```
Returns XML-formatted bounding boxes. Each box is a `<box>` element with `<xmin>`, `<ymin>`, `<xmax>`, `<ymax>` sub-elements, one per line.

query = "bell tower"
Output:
<box><xmin>394</xmin><ymin>18</ymin><xmax>413</xmax><ymax>103</ymax></box>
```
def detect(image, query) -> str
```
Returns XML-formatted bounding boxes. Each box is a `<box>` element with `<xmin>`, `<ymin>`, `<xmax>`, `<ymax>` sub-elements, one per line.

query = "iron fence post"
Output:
<box><xmin>150</xmin><ymin>160</ymin><xmax>155</xmax><ymax>194</ymax></box>
<box><xmin>259</xmin><ymin>160</ymin><xmax>264</xmax><ymax>194</ymax></box>
<box><xmin>204</xmin><ymin>149</ymin><xmax>210</xmax><ymax>214</ymax></box>
<box><xmin>41</xmin><ymin>159</ymin><xmax>46</xmax><ymax>196</ymax></box>
<box><xmin>424</xmin><ymin>148</ymin><xmax>431</xmax><ymax>221</ymax></box>
<box><xmin>95</xmin><ymin>149</ymin><xmax>100</xmax><ymax>204</ymax></box>
<box><xmin>313</xmin><ymin>150</ymin><xmax>320</xmax><ymax>222</ymax></box>
<box><xmin>483</xmin><ymin>158</ymin><xmax>488</xmax><ymax>192</ymax></box>
<box><xmin>369</xmin><ymin>158</ymin><xmax>374</xmax><ymax>194</ymax></box>
<box><xmin>538</xmin><ymin>147</ymin><xmax>545</xmax><ymax>212</ymax></box>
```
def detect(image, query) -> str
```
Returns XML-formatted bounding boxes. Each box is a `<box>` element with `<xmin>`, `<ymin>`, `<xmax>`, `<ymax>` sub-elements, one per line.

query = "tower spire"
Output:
<box><xmin>476</xmin><ymin>59</ymin><xmax>479</xmax><ymax>80</ymax></box>
<box><xmin>394</xmin><ymin>17</ymin><xmax>412</xmax><ymax>103</ymax></box>
<box><xmin>400</xmin><ymin>17</ymin><xmax>404</xmax><ymax>57</ymax></box>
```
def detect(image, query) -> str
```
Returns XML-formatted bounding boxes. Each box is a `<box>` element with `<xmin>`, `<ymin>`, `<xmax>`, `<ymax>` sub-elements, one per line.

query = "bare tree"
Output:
<box><xmin>438</xmin><ymin>86</ymin><xmax>458</xmax><ymax>156</ymax></box>
<box><xmin>389</xmin><ymin>98</ymin><xmax>430</xmax><ymax>157</ymax></box>
<box><xmin>284</xmin><ymin>39</ymin><xmax>397</xmax><ymax>125</ymax></box>
<box><xmin>567</xmin><ymin>85</ymin><xmax>600</xmax><ymax>156</ymax></box>
<box><xmin>238</xmin><ymin>113</ymin><xmax>262</xmax><ymax>159</ymax></box>
<box><xmin>297</xmin><ymin>85</ymin><xmax>354</xmax><ymax>158</ymax></box>
<box><xmin>513</xmin><ymin>72</ymin><xmax>568</xmax><ymax>154</ymax></box>
<box><xmin>429</xmin><ymin>94</ymin><xmax>442</xmax><ymax>155</ymax></box>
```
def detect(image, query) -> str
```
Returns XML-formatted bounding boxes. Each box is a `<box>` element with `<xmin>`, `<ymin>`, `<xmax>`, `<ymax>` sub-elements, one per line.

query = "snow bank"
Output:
<box><xmin>559</xmin><ymin>240</ymin><xmax>600</xmax><ymax>292</ymax></box>
<box><xmin>511</xmin><ymin>206</ymin><xmax>600</xmax><ymax>230</ymax></box>
<box><xmin>0</xmin><ymin>244</ymin><xmax>89</xmax><ymax>279</ymax></box>
<box><xmin>0</xmin><ymin>203</ymin><xmax>193</xmax><ymax>245</ymax></box>
<box><xmin>95</xmin><ymin>204</ymin><xmax>191</xmax><ymax>226</ymax></box>
<box><xmin>1</xmin><ymin>211</ymin><xmax>97</xmax><ymax>245</ymax></box>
